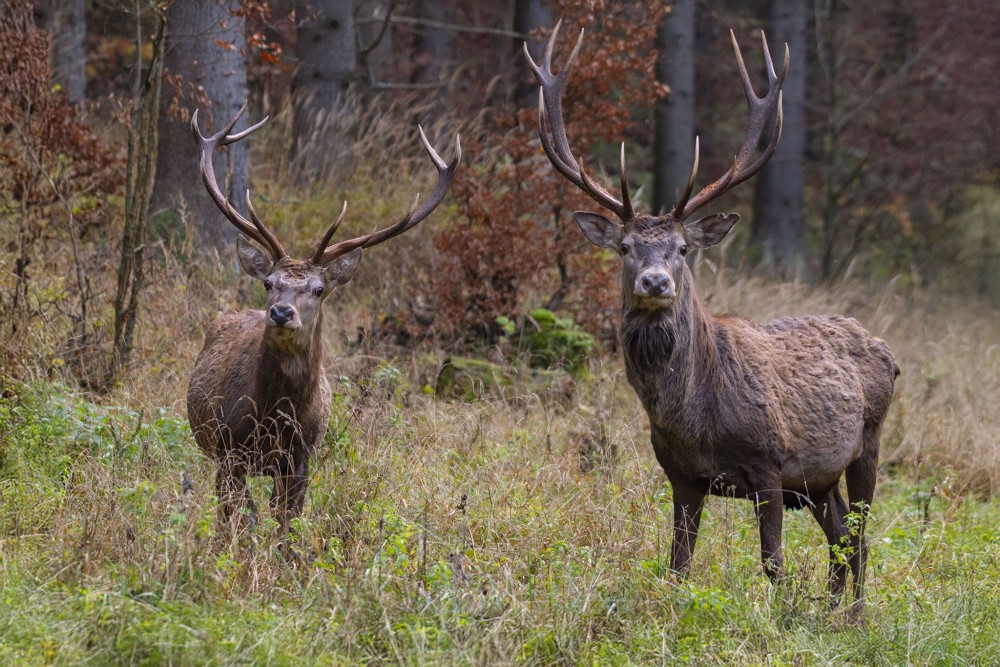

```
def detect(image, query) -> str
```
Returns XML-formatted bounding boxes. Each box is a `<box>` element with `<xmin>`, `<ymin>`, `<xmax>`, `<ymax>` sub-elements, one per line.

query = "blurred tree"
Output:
<box><xmin>412</xmin><ymin>0</ymin><xmax>451</xmax><ymax>84</ymax></box>
<box><xmin>290</xmin><ymin>0</ymin><xmax>356</xmax><ymax>179</ymax></box>
<box><xmin>652</xmin><ymin>0</ymin><xmax>695</xmax><ymax>215</ymax></box>
<box><xmin>750</xmin><ymin>0</ymin><xmax>806</xmax><ymax>273</ymax></box>
<box><xmin>151</xmin><ymin>0</ymin><xmax>249</xmax><ymax>251</ymax></box>
<box><xmin>45</xmin><ymin>0</ymin><xmax>87</xmax><ymax>104</ymax></box>
<box><xmin>513</xmin><ymin>0</ymin><xmax>552</xmax><ymax>107</ymax></box>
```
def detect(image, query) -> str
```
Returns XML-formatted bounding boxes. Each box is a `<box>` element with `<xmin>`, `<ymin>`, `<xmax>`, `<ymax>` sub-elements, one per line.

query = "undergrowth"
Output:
<box><xmin>2</xmin><ymin>365</ymin><xmax>1000</xmax><ymax>664</ymax></box>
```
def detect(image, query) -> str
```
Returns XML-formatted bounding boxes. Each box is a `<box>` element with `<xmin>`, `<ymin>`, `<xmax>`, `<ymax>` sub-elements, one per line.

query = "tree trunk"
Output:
<box><xmin>751</xmin><ymin>0</ymin><xmax>807</xmax><ymax>274</ymax></box>
<box><xmin>652</xmin><ymin>0</ymin><xmax>695</xmax><ymax>216</ymax></box>
<box><xmin>151</xmin><ymin>0</ymin><xmax>248</xmax><ymax>251</ymax></box>
<box><xmin>47</xmin><ymin>0</ymin><xmax>86</xmax><ymax>104</ymax></box>
<box><xmin>412</xmin><ymin>0</ymin><xmax>451</xmax><ymax>83</ymax></box>
<box><xmin>514</xmin><ymin>0</ymin><xmax>551</xmax><ymax>108</ymax></box>
<box><xmin>291</xmin><ymin>0</ymin><xmax>356</xmax><ymax>180</ymax></box>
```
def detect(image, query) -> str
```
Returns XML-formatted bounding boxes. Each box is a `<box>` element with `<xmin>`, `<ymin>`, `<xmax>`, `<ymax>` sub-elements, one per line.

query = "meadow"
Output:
<box><xmin>3</xmin><ymin>96</ymin><xmax>1000</xmax><ymax>664</ymax></box>
<box><xmin>3</xmin><ymin>232</ymin><xmax>1000</xmax><ymax>664</ymax></box>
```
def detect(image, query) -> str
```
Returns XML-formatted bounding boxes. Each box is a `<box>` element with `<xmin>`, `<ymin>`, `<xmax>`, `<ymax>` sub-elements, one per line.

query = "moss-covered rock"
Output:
<box><xmin>434</xmin><ymin>357</ymin><xmax>573</xmax><ymax>402</ymax></box>
<box><xmin>520</xmin><ymin>309</ymin><xmax>595</xmax><ymax>378</ymax></box>
<box><xmin>434</xmin><ymin>357</ymin><xmax>513</xmax><ymax>401</ymax></box>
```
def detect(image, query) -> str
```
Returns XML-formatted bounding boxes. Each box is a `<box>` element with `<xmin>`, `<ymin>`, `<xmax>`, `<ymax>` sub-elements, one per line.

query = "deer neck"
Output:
<box><xmin>619</xmin><ymin>265</ymin><xmax>722</xmax><ymax>425</ymax></box>
<box><xmin>254</xmin><ymin>310</ymin><xmax>325</xmax><ymax>414</ymax></box>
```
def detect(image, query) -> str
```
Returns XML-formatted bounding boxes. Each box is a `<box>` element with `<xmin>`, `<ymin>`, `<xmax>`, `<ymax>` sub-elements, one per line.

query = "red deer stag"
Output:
<box><xmin>187</xmin><ymin>104</ymin><xmax>460</xmax><ymax>543</ymax></box>
<box><xmin>525</xmin><ymin>24</ymin><xmax>897</xmax><ymax>610</ymax></box>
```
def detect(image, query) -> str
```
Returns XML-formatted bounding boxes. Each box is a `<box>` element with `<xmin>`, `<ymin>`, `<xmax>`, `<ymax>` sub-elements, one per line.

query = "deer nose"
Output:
<box><xmin>636</xmin><ymin>271</ymin><xmax>675</xmax><ymax>299</ymax></box>
<box><xmin>269</xmin><ymin>304</ymin><xmax>295</xmax><ymax>327</ymax></box>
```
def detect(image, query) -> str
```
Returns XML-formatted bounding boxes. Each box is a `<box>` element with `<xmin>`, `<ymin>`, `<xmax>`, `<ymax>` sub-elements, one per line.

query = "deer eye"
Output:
<box><xmin>263</xmin><ymin>280</ymin><xmax>273</xmax><ymax>291</ymax></box>
<box><xmin>313</xmin><ymin>286</ymin><xmax>324</xmax><ymax>298</ymax></box>
<box><xmin>620</xmin><ymin>243</ymin><xmax>630</xmax><ymax>256</ymax></box>
<box><xmin>679</xmin><ymin>244</ymin><xmax>688</xmax><ymax>257</ymax></box>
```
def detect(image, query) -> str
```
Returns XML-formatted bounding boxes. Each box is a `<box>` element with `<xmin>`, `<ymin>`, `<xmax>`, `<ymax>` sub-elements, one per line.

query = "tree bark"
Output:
<box><xmin>652</xmin><ymin>0</ymin><xmax>695</xmax><ymax>216</ymax></box>
<box><xmin>751</xmin><ymin>0</ymin><xmax>807</xmax><ymax>274</ymax></box>
<box><xmin>412</xmin><ymin>0</ymin><xmax>451</xmax><ymax>83</ymax></box>
<box><xmin>47</xmin><ymin>0</ymin><xmax>86</xmax><ymax>104</ymax></box>
<box><xmin>151</xmin><ymin>0</ymin><xmax>248</xmax><ymax>251</ymax></box>
<box><xmin>291</xmin><ymin>0</ymin><xmax>356</xmax><ymax>180</ymax></box>
<box><xmin>514</xmin><ymin>0</ymin><xmax>551</xmax><ymax>108</ymax></box>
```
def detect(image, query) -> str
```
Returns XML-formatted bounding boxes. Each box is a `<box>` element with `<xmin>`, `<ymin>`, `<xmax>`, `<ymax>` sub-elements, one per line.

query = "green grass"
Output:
<box><xmin>3</xmin><ymin>379</ymin><xmax>1000</xmax><ymax>665</ymax></box>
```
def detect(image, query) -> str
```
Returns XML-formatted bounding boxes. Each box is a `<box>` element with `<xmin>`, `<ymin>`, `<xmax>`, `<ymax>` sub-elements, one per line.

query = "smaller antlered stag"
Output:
<box><xmin>526</xmin><ymin>24</ymin><xmax>897</xmax><ymax>610</ymax></box>
<box><xmin>187</xmin><ymin>105</ymin><xmax>460</xmax><ymax>543</ymax></box>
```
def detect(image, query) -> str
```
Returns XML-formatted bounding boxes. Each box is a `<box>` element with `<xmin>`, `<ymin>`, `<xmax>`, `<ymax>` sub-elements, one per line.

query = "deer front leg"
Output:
<box><xmin>753</xmin><ymin>485</ymin><xmax>784</xmax><ymax>581</ymax></box>
<box><xmin>216</xmin><ymin>462</ymin><xmax>256</xmax><ymax>540</ymax></box>
<box><xmin>669</xmin><ymin>483</ymin><xmax>706</xmax><ymax>575</ymax></box>
<box><xmin>271</xmin><ymin>458</ymin><xmax>310</xmax><ymax>551</ymax></box>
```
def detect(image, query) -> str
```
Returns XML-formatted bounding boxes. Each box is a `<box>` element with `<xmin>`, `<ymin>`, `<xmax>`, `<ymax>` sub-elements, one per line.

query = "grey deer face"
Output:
<box><xmin>573</xmin><ymin>211</ymin><xmax>739</xmax><ymax>312</ymax></box>
<box><xmin>236</xmin><ymin>236</ymin><xmax>362</xmax><ymax>335</ymax></box>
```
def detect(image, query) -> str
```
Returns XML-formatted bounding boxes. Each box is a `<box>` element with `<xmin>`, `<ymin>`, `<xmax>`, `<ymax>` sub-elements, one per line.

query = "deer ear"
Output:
<box><xmin>573</xmin><ymin>211</ymin><xmax>624</xmax><ymax>250</ymax></box>
<box><xmin>236</xmin><ymin>235</ymin><xmax>273</xmax><ymax>281</ymax></box>
<box><xmin>684</xmin><ymin>213</ymin><xmax>739</xmax><ymax>249</ymax></box>
<box><xmin>323</xmin><ymin>248</ymin><xmax>362</xmax><ymax>288</ymax></box>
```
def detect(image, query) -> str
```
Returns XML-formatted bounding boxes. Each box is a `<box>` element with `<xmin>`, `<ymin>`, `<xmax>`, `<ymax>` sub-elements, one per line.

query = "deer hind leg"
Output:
<box><xmin>669</xmin><ymin>483</ymin><xmax>706</xmax><ymax>575</ymax></box>
<box><xmin>845</xmin><ymin>426</ymin><xmax>879</xmax><ymax>612</ymax></box>
<box><xmin>810</xmin><ymin>485</ymin><xmax>850</xmax><ymax>605</ymax></box>
<box><xmin>753</xmin><ymin>484</ymin><xmax>785</xmax><ymax>581</ymax></box>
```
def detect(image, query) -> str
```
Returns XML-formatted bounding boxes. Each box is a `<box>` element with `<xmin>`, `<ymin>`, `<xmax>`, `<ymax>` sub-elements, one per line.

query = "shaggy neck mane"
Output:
<box><xmin>619</xmin><ymin>265</ymin><xmax>726</xmax><ymax>414</ymax></box>
<box><xmin>255</xmin><ymin>309</ymin><xmax>325</xmax><ymax>414</ymax></box>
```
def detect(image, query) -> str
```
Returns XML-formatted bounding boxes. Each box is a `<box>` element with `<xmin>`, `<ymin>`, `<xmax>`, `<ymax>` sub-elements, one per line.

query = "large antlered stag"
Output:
<box><xmin>525</xmin><ymin>24</ymin><xmax>897</xmax><ymax>610</ymax></box>
<box><xmin>187</xmin><ymin>105</ymin><xmax>460</xmax><ymax>544</ymax></box>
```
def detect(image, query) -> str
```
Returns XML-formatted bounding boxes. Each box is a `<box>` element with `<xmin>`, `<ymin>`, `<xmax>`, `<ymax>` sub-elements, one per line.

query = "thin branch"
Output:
<box><xmin>3</xmin><ymin>109</ymin><xmax>89</xmax><ymax>342</ymax></box>
<box><xmin>383</xmin><ymin>14</ymin><xmax>528</xmax><ymax>40</ymax></box>
<box><xmin>356</xmin><ymin>0</ymin><xmax>399</xmax><ymax>57</ymax></box>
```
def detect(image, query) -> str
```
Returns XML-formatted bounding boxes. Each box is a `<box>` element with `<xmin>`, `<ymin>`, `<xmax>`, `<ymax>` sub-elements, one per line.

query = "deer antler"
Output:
<box><xmin>524</xmin><ymin>21</ymin><xmax>635</xmax><ymax>223</ymax></box>
<box><xmin>191</xmin><ymin>103</ymin><xmax>285</xmax><ymax>260</ymax></box>
<box><xmin>672</xmin><ymin>30</ymin><xmax>788</xmax><ymax>220</ymax></box>
<box><xmin>314</xmin><ymin>126</ymin><xmax>461</xmax><ymax>265</ymax></box>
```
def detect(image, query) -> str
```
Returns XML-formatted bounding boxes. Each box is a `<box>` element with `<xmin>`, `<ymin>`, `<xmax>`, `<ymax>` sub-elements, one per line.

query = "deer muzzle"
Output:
<box><xmin>268</xmin><ymin>303</ymin><xmax>299</xmax><ymax>328</ymax></box>
<box><xmin>634</xmin><ymin>270</ymin><xmax>676</xmax><ymax>308</ymax></box>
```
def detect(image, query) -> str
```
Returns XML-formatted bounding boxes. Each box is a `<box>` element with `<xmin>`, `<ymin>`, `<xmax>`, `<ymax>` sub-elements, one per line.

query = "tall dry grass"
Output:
<box><xmin>1</xmin><ymin>88</ymin><xmax>997</xmax><ymax>497</ymax></box>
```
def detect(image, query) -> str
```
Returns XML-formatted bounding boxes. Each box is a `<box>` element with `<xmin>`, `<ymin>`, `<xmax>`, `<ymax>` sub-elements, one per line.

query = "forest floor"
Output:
<box><xmin>2</xmin><ymin>356</ymin><xmax>1000</xmax><ymax>665</ymax></box>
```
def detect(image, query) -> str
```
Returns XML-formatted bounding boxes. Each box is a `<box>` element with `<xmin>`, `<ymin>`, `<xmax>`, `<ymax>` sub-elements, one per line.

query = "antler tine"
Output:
<box><xmin>526</xmin><ymin>23</ymin><xmax>631</xmax><ymax>222</ymax></box>
<box><xmin>318</xmin><ymin>131</ymin><xmax>460</xmax><ymax>265</ymax></box>
<box><xmin>246</xmin><ymin>191</ymin><xmax>286</xmax><ymax>258</ymax></box>
<box><xmin>543</xmin><ymin>18</ymin><xmax>561</xmax><ymax>69</ymax></box>
<box><xmin>620</xmin><ymin>143</ymin><xmax>634</xmax><ymax>220</ymax></box>
<box><xmin>673</xmin><ymin>31</ymin><xmax>788</xmax><ymax>220</ymax></box>
<box><xmin>760</xmin><ymin>29</ymin><xmax>776</xmax><ymax>80</ymax></box>
<box><xmin>672</xmin><ymin>136</ymin><xmax>701</xmax><ymax>218</ymax></box>
<box><xmin>192</xmin><ymin>103</ymin><xmax>284</xmax><ymax>260</ymax></box>
<box><xmin>311</xmin><ymin>200</ymin><xmax>348</xmax><ymax>264</ymax></box>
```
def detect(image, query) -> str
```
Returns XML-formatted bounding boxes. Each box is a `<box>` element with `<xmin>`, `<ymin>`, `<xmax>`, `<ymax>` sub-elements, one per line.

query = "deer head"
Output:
<box><xmin>525</xmin><ymin>23</ymin><xmax>787</xmax><ymax>312</ymax></box>
<box><xmin>192</xmin><ymin>104</ymin><xmax>461</xmax><ymax>344</ymax></box>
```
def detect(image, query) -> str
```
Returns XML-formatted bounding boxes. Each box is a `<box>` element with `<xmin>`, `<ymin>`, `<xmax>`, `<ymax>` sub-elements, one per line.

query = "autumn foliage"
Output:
<box><xmin>430</xmin><ymin>1</ymin><xmax>668</xmax><ymax>341</ymax></box>
<box><xmin>0</xmin><ymin>0</ymin><xmax>122</xmax><ymax>368</ymax></box>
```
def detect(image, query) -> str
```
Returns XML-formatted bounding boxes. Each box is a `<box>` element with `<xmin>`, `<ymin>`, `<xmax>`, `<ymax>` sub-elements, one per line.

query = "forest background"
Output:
<box><xmin>1</xmin><ymin>0</ymin><xmax>1000</xmax><ymax>663</ymax></box>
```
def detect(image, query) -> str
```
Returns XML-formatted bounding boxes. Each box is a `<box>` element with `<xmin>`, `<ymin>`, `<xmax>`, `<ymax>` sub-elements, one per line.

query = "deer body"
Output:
<box><xmin>185</xmin><ymin>105</ymin><xmax>459</xmax><ymax>543</ymax></box>
<box><xmin>621</xmin><ymin>266</ymin><xmax>895</xmax><ymax>506</ymax></box>
<box><xmin>526</xmin><ymin>25</ymin><xmax>896</xmax><ymax>610</ymax></box>
<box><xmin>188</xmin><ymin>297</ymin><xmax>332</xmax><ymax>534</ymax></box>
